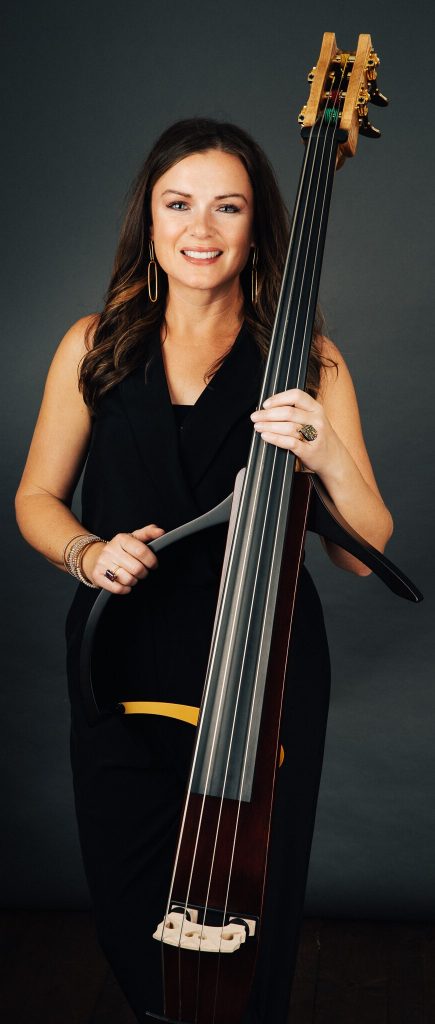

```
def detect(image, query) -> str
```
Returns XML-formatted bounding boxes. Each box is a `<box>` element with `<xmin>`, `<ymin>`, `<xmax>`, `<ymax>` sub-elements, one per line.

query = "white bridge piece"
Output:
<box><xmin>153</xmin><ymin>910</ymin><xmax>256</xmax><ymax>953</ymax></box>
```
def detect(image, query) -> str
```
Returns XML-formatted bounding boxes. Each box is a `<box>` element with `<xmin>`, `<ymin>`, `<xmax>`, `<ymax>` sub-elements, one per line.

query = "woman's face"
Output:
<box><xmin>149</xmin><ymin>149</ymin><xmax>255</xmax><ymax>300</ymax></box>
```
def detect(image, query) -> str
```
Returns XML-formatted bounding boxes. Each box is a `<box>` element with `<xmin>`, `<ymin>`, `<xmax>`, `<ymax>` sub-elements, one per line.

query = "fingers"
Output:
<box><xmin>98</xmin><ymin>574</ymin><xmax>133</xmax><ymax>596</ymax></box>
<box><xmin>251</xmin><ymin>405</ymin><xmax>319</xmax><ymax>427</ymax></box>
<box><xmin>254</xmin><ymin>423</ymin><xmax>307</xmax><ymax>441</ymax></box>
<box><xmin>119</xmin><ymin>538</ymin><xmax>158</xmax><ymax>574</ymax></box>
<box><xmin>250</xmin><ymin>395</ymin><xmax>325</xmax><ymax>467</ymax></box>
<box><xmin>262</xmin><ymin>388</ymin><xmax>316</xmax><ymax>413</ymax></box>
<box><xmin>251</xmin><ymin>413</ymin><xmax>320</xmax><ymax>441</ymax></box>
<box><xmin>97</xmin><ymin>524</ymin><xmax>166</xmax><ymax>595</ymax></box>
<box><xmin>256</xmin><ymin>428</ymin><xmax>307</xmax><ymax>454</ymax></box>
<box><xmin>250</xmin><ymin>394</ymin><xmax>323</xmax><ymax>454</ymax></box>
<box><xmin>250</xmin><ymin>407</ymin><xmax>309</xmax><ymax>428</ymax></box>
<box><xmin>131</xmin><ymin>524</ymin><xmax>166</xmax><ymax>541</ymax></box>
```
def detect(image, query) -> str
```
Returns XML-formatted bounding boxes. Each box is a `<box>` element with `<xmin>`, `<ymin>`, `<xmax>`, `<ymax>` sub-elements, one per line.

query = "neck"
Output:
<box><xmin>162</xmin><ymin>278</ymin><xmax>245</xmax><ymax>351</ymax></box>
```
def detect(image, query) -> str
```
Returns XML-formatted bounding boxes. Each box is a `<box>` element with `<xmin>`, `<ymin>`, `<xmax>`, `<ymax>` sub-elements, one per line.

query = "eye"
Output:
<box><xmin>218</xmin><ymin>204</ymin><xmax>240</xmax><ymax>213</ymax></box>
<box><xmin>166</xmin><ymin>201</ymin><xmax>241</xmax><ymax>213</ymax></box>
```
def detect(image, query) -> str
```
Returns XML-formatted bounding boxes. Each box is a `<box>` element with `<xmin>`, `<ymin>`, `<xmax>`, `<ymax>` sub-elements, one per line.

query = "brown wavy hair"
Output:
<box><xmin>79</xmin><ymin>117</ymin><xmax>336</xmax><ymax>412</ymax></box>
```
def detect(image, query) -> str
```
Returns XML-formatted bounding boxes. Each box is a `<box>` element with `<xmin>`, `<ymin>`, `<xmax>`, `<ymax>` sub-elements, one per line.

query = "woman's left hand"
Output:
<box><xmin>250</xmin><ymin>387</ymin><xmax>343</xmax><ymax>475</ymax></box>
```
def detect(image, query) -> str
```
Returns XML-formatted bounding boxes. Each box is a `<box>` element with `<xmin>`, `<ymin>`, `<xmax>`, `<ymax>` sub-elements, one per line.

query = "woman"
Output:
<box><xmin>15</xmin><ymin>118</ymin><xmax>393</xmax><ymax>1023</ymax></box>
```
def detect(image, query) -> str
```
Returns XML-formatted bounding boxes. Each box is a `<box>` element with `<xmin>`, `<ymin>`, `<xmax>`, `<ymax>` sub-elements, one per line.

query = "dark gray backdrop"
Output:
<box><xmin>2</xmin><ymin>0</ymin><xmax>434</xmax><ymax>918</ymax></box>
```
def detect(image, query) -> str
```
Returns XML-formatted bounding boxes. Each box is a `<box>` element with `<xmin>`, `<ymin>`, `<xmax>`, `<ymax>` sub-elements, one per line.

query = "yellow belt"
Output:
<box><xmin>120</xmin><ymin>701</ymin><xmax>285</xmax><ymax>767</ymax></box>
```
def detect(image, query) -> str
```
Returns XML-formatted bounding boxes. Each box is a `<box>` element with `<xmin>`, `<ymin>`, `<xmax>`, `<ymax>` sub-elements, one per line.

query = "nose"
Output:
<box><xmin>189</xmin><ymin>205</ymin><xmax>214</xmax><ymax>238</ymax></box>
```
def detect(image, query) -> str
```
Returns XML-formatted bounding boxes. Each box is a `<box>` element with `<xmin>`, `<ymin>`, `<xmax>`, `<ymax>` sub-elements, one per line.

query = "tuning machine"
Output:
<box><xmin>369</xmin><ymin>83</ymin><xmax>389</xmax><ymax>107</ymax></box>
<box><xmin>366</xmin><ymin>51</ymin><xmax>380</xmax><ymax>79</ymax></box>
<box><xmin>357</xmin><ymin>86</ymin><xmax>370</xmax><ymax>118</ymax></box>
<box><xmin>366</xmin><ymin>50</ymin><xmax>389</xmax><ymax>107</ymax></box>
<box><xmin>359</xmin><ymin>49</ymin><xmax>388</xmax><ymax>138</ymax></box>
<box><xmin>359</xmin><ymin>115</ymin><xmax>381</xmax><ymax>139</ymax></box>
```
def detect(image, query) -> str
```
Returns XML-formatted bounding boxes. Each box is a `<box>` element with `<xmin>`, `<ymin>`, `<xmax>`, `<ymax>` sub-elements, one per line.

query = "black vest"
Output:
<box><xmin>66</xmin><ymin>321</ymin><xmax>267</xmax><ymax>713</ymax></box>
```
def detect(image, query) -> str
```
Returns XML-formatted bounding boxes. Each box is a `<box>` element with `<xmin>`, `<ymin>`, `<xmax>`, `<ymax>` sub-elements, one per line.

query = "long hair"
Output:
<box><xmin>79</xmin><ymin>117</ymin><xmax>336</xmax><ymax>411</ymax></box>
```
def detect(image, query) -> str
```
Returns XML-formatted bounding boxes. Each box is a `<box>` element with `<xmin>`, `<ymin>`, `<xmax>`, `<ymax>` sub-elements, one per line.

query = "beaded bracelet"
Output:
<box><xmin>63</xmin><ymin>533</ymin><xmax>86</xmax><ymax>571</ymax></box>
<box><xmin>64</xmin><ymin>534</ymin><xmax>107</xmax><ymax>588</ymax></box>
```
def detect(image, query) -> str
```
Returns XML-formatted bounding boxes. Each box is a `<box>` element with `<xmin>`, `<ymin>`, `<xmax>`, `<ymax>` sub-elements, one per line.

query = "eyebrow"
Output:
<box><xmin>161</xmin><ymin>189</ymin><xmax>248</xmax><ymax>202</ymax></box>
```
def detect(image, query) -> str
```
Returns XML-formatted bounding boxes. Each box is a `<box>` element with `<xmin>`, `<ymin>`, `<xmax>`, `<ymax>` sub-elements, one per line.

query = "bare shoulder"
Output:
<box><xmin>41</xmin><ymin>312</ymin><xmax>101</xmax><ymax>421</ymax></box>
<box><xmin>318</xmin><ymin>334</ymin><xmax>342</xmax><ymax>367</ymax></box>
<box><xmin>316</xmin><ymin>335</ymin><xmax>357</xmax><ymax>408</ymax></box>
<box><xmin>53</xmin><ymin>312</ymin><xmax>100</xmax><ymax>368</ymax></box>
<box><xmin>16</xmin><ymin>314</ymin><xmax>102</xmax><ymax>503</ymax></box>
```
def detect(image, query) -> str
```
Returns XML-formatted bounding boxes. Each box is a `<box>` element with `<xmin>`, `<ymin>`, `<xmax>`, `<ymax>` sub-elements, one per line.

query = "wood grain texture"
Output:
<box><xmin>302</xmin><ymin>33</ymin><xmax>338</xmax><ymax>128</ymax></box>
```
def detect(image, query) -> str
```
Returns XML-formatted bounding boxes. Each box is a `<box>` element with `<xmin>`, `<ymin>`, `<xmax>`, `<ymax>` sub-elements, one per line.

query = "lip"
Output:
<box><xmin>180</xmin><ymin>247</ymin><xmax>223</xmax><ymax>253</ymax></box>
<box><xmin>180</xmin><ymin>247</ymin><xmax>223</xmax><ymax>265</ymax></box>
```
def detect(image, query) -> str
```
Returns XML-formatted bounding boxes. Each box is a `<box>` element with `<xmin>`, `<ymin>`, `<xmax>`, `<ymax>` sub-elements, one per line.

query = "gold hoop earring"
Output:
<box><xmin>251</xmin><ymin>246</ymin><xmax>259</xmax><ymax>305</ymax></box>
<box><xmin>147</xmin><ymin>239</ymin><xmax>158</xmax><ymax>303</ymax></box>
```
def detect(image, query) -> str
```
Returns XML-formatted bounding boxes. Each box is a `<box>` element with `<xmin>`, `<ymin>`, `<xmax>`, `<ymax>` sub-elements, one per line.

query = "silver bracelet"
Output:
<box><xmin>64</xmin><ymin>534</ymin><xmax>106</xmax><ymax>588</ymax></box>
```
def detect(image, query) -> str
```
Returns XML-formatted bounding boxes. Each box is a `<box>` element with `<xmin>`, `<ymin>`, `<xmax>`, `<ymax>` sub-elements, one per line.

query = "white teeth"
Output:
<box><xmin>182</xmin><ymin>250</ymin><xmax>221</xmax><ymax>259</ymax></box>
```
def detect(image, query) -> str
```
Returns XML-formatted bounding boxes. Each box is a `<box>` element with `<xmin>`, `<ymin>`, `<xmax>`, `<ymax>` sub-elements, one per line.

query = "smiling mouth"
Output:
<box><xmin>181</xmin><ymin>249</ymin><xmax>223</xmax><ymax>261</ymax></box>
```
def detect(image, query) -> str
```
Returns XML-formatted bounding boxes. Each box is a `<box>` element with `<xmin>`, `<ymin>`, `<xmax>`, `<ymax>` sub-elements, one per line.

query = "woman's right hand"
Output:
<box><xmin>81</xmin><ymin>524</ymin><xmax>166</xmax><ymax>594</ymax></box>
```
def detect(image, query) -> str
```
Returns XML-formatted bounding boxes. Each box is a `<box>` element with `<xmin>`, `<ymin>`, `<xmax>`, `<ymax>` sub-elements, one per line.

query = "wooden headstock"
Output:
<box><xmin>298</xmin><ymin>32</ymin><xmax>388</xmax><ymax>164</ymax></box>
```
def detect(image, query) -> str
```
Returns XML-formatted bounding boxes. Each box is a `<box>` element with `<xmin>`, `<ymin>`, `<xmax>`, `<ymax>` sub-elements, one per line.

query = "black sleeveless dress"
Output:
<box><xmin>65</xmin><ymin>321</ymin><xmax>331</xmax><ymax>1024</ymax></box>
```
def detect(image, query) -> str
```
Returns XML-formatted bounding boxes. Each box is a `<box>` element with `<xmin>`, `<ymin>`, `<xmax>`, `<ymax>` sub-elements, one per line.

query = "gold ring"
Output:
<box><xmin>298</xmin><ymin>423</ymin><xmax>318</xmax><ymax>442</ymax></box>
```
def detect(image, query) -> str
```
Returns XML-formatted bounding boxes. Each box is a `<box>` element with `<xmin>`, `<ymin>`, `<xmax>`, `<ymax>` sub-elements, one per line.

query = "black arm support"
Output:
<box><xmin>79</xmin><ymin>472</ymin><xmax>422</xmax><ymax>724</ymax></box>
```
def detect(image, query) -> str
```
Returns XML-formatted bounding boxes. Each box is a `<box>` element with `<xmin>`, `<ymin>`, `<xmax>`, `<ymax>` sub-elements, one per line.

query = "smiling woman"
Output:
<box><xmin>76</xmin><ymin>118</ymin><xmax>330</xmax><ymax>414</ymax></box>
<box><xmin>151</xmin><ymin>151</ymin><xmax>254</xmax><ymax>296</ymax></box>
<box><xmin>149</xmin><ymin>149</ymin><xmax>257</xmax><ymax>404</ymax></box>
<box><xmin>15</xmin><ymin>116</ymin><xmax>393</xmax><ymax>1024</ymax></box>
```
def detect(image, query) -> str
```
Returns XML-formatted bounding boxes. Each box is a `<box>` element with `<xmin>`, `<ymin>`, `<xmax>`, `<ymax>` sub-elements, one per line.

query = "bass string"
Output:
<box><xmin>194</xmin><ymin>96</ymin><xmax>343</xmax><ymax>1024</ymax></box>
<box><xmin>195</xmin><ymin>421</ymin><xmax>279</xmax><ymax>1012</ymax></box>
<box><xmin>208</xmin><ymin>67</ymin><xmax>347</xmax><ymax>1024</ymax></box>
<box><xmin>157</xmin><ymin>109</ymin><xmax>322</xmax><ymax>980</ymax></box>
<box><xmin>194</xmin><ymin>75</ymin><xmax>342</xmax><ymax>1024</ymax></box>
<box><xmin>173</xmin><ymin>109</ymin><xmax>324</xmax><ymax>952</ymax></box>
<box><xmin>254</xmin><ymin>81</ymin><xmax>341</xmax><ymax>411</ymax></box>
<box><xmin>161</xmin><ymin>62</ymin><xmax>344</xmax><ymax>1021</ymax></box>
<box><xmin>288</xmin><ymin>64</ymin><xmax>350</xmax><ymax>399</ymax></box>
<box><xmin>166</xmin><ymin>56</ymin><xmax>328</xmax><ymax>879</ymax></box>
<box><xmin>292</xmin><ymin>116</ymin><xmax>341</xmax><ymax>394</ymax></box>
<box><xmin>166</xmin><ymin>91</ymin><xmax>321</xmax><ymax>915</ymax></box>
<box><xmin>200</xmin><ymin>121</ymin><xmax>331</xmax><ymax>1007</ymax></box>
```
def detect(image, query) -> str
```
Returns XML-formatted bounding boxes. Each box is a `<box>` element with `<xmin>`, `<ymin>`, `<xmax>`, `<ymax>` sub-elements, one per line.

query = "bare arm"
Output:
<box><xmin>250</xmin><ymin>336</ymin><xmax>393</xmax><ymax>576</ymax></box>
<box><xmin>317</xmin><ymin>337</ymin><xmax>393</xmax><ymax>573</ymax></box>
<box><xmin>15</xmin><ymin>316</ymin><xmax>96</xmax><ymax>569</ymax></box>
<box><xmin>15</xmin><ymin>315</ymin><xmax>164</xmax><ymax>593</ymax></box>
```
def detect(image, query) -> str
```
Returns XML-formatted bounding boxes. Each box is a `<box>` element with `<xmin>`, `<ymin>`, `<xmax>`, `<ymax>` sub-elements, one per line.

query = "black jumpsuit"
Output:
<box><xmin>65</xmin><ymin>321</ymin><xmax>331</xmax><ymax>1023</ymax></box>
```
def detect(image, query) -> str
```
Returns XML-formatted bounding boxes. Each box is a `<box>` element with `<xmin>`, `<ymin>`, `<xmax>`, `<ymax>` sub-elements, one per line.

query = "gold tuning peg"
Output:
<box><xmin>307</xmin><ymin>66</ymin><xmax>316</xmax><ymax>82</ymax></box>
<box><xmin>298</xmin><ymin>105</ymin><xmax>307</xmax><ymax>124</ymax></box>
<box><xmin>357</xmin><ymin>86</ymin><xmax>370</xmax><ymax>118</ymax></box>
<box><xmin>366</xmin><ymin>51</ymin><xmax>380</xmax><ymax>81</ymax></box>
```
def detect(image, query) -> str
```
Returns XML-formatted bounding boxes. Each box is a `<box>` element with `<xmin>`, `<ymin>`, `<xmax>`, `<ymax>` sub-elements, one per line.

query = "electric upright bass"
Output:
<box><xmin>81</xmin><ymin>33</ymin><xmax>422</xmax><ymax>1024</ymax></box>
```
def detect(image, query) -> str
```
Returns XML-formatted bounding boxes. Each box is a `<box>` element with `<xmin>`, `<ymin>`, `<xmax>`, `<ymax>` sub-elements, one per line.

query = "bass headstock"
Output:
<box><xmin>298</xmin><ymin>32</ymin><xmax>388</xmax><ymax>165</ymax></box>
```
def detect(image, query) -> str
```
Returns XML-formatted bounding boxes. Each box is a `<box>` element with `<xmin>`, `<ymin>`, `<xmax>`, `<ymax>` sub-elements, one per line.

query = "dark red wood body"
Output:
<box><xmin>150</xmin><ymin>474</ymin><xmax>313</xmax><ymax>1024</ymax></box>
